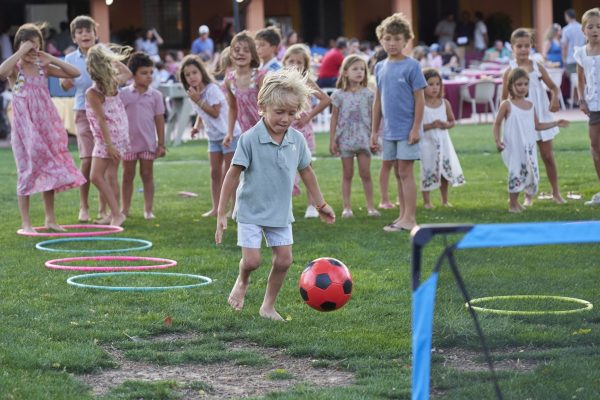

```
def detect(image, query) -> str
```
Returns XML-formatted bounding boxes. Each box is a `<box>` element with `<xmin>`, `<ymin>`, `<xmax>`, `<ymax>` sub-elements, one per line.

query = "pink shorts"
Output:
<box><xmin>75</xmin><ymin>110</ymin><xmax>94</xmax><ymax>159</ymax></box>
<box><xmin>122</xmin><ymin>151</ymin><xmax>156</xmax><ymax>161</ymax></box>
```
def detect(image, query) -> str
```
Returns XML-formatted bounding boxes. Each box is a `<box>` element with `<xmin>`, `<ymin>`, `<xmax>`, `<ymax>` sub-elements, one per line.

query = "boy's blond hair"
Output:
<box><xmin>86</xmin><ymin>43</ymin><xmax>131</xmax><ymax>95</ymax></box>
<box><xmin>510</xmin><ymin>28</ymin><xmax>534</xmax><ymax>45</ymax></box>
<box><xmin>376</xmin><ymin>13</ymin><xmax>414</xmax><ymax>41</ymax></box>
<box><xmin>581</xmin><ymin>8</ymin><xmax>600</xmax><ymax>27</ymax></box>
<box><xmin>257</xmin><ymin>68</ymin><xmax>313</xmax><ymax>115</ymax></box>
<box><xmin>69</xmin><ymin>15</ymin><xmax>97</xmax><ymax>39</ymax></box>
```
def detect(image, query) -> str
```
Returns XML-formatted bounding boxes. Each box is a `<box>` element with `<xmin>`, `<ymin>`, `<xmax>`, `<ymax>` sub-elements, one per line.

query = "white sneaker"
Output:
<box><xmin>584</xmin><ymin>192</ymin><xmax>600</xmax><ymax>206</ymax></box>
<box><xmin>304</xmin><ymin>205</ymin><xmax>319</xmax><ymax>218</ymax></box>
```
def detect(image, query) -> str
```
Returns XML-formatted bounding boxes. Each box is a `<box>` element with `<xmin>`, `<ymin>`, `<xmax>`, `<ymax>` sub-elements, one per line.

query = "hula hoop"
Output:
<box><xmin>66</xmin><ymin>272</ymin><xmax>212</xmax><ymax>291</ymax></box>
<box><xmin>17</xmin><ymin>224</ymin><xmax>123</xmax><ymax>237</ymax></box>
<box><xmin>46</xmin><ymin>256</ymin><xmax>176</xmax><ymax>271</ymax></box>
<box><xmin>36</xmin><ymin>237</ymin><xmax>152</xmax><ymax>253</ymax></box>
<box><xmin>467</xmin><ymin>295</ymin><xmax>593</xmax><ymax>316</ymax></box>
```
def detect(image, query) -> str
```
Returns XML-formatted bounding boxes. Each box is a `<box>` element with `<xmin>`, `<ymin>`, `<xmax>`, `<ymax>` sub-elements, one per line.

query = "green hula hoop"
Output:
<box><xmin>66</xmin><ymin>272</ymin><xmax>212</xmax><ymax>291</ymax></box>
<box><xmin>466</xmin><ymin>295</ymin><xmax>593</xmax><ymax>316</ymax></box>
<box><xmin>36</xmin><ymin>237</ymin><xmax>152</xmax><ymax>253</ymax></box>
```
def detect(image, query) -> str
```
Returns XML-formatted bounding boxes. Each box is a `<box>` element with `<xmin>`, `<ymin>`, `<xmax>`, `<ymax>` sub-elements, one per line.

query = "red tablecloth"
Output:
<box><xmin>443</xmin><ymin>78</ymin><xmax>503</xmax><ymax>119</ymax></box>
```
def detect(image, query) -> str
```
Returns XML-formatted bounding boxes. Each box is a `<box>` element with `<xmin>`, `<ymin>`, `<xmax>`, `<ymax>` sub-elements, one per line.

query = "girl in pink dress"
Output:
<box><xmin>224</xmin><ymin>32</ymin><xmax>265</xmax><ymax>146</ymax></box>
<box><xmin>282</xmin><ymin>44</ymin><xmax>332</xmax><ymax>218</ymax></box>
<box><xmin>0</xmin><ymin>24</ymin><xmax>85</xmax><ymax>233</ymax></box>
<box><xmin>85</xmin><ymin>44</ymin><xmax>132</xmax><ymax>226</ymax></box>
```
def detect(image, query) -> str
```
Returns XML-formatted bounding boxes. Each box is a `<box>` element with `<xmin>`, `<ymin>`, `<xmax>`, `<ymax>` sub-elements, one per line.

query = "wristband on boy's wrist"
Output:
<box><xmin>316</xmin><ymin>202</ymin><xmax>328</xmax><ymax>211</ymax></box>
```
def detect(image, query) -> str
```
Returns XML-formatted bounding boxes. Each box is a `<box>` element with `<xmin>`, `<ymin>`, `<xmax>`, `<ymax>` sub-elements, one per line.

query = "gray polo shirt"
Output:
<box><xmin>232</xmin><ymin>119</ymin><xmax>312</xmax><ymax>227</ymax></box>
<box><xmin>64</xmin><ymin>48</ymin><xmax>92</xmax><ymax>110</ymax></box>
<box><xmin>561</xmin><ymin>21</ymin><xmax>586</xmax><ymax>65</ymax></box>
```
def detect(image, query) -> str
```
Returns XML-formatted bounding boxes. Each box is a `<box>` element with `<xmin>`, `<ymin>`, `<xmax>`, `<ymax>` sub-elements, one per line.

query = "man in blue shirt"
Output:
<box><xmin>191</xmin><ymin>25</ymin><xmax>214</xmax><ymax>62</ymax></box>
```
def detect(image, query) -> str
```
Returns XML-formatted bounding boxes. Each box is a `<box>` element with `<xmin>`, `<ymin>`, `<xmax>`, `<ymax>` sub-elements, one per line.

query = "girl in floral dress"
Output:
<box><xmin>0</xmin><ymin>23</ymin><xmax>85</xmax><ymax>233</ymax></box>
<box><xmin>329</xmin><ymin>55</ymin><xmax>380</xmax><ymax>218</ymax></box>
<box><xmin>419</xmin><ymin>68</ymin><xmax>465</xmax><ymax>209</ymax></box>
<box><xmin>493</xmin><ymin>68</ymin><xmax>568</xmax><ymax>212</ymax></box>
<box><xmin>223</xmin><ymin>31</ymin><xmax>265</xmax><ymax>145</ymax></box>
<box><xmin>85</xmin><ymin>44</ymin><xmax>132</xmax><ymax>226</ymax></box>
<box><xmin>282</xmin><ymin>44</ymin><xmax>331</xmax><ymax>218</ymax></box>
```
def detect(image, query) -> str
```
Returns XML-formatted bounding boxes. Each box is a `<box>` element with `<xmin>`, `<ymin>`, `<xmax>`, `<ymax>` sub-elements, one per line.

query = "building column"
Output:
<box><xmin>533</xmin><ymin>0</ymin><xmax>553</xmax><ymax>53</ymax></box>
<box><xmin>391</xmin><ymin>0</ymin><xmax>414</xmax><ymax>50</ymax></box>
<box><xmin>246</xmin><ymin>0</ymin><xmax>265</xmax><ymax>33</ymax></box>
<box><xmin>90</xmin><ymin>0</ymin><xmax>110</xmax><ymax>43</ymax></box>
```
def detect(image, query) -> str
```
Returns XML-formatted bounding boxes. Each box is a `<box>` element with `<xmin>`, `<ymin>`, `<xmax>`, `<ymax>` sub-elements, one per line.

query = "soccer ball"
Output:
<box><xmin>299</xmin><ymin>257</ymin><xmax>353</xmax><ymax>311</ymax></box>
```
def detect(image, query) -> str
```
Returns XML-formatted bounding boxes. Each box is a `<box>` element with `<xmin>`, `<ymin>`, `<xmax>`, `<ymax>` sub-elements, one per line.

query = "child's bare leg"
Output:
<box><xmin>590</xmin><ymin>124</ymin><xmax>600</xmax><ymax>181</ymax></box>
<box><xmin>139</xmin><ymin>159</ymin><xmax>155</xmax><ymax>218</ymax></box>
<box><xmin>537</xmin><ymin>140</ymin><xmax>564</xmax><ymax>203</ymax></box>
<box><xmin>259</xmin><ymin>245</ymin><xmax>292</xmax><ymax>321</ymax></box>
<box><xmin>121</xmin><ymin>160</ymin><xmax>136</xmax><ymax>216</ymax></box>
<box><xmin>204</xmin><ymin>152</ymin><xmax>223</xmax><ymax>217</ymax></box>
<box><xmin>223</xmin><ymin>152</ymin><xmax>236</xmax><ymax>214</ymax></box>
<box><xmin>357</xmin><ymin>153</ymin><xmax>377</xmax><ymax>212</ymax></box>
<box><xmin>440</xmin><ymin>178</ymin><xmax>450</xmax><ymax>206</ymax></box>
<box><xmin>393</xmin><ymin>161</ymin><xmax>405</xmax><ymax>223</ymax></box>
<box><xmin>395</xmin><ymin>160</ymin><xmax>417</xmax><ymax>229</ymax></box>
<box><xmin>422</xmin><ymin>190</ymin><xmax>433</xmax><ymax>209</ymax></box>
<box><xmin>379</xmin><ymin>160</ymin><xmax>395</xmax><ymax>208</ymax></box>
<box><xmin>17</xmin><ymin>195</ymin><xmax>34</xmax><ymax>233</ymax></box>
<box><xmin>91</xmin><ymin>157</ymin><xmax>125</xmax><ymax>226</ymax></box>
<box><xmin>524</xmin><ymin>193</ymin><xmax>533</xmax><ymax>206</ymax></box>
<box><xmin>42</xmin><ymin>190</ymin><xmax>65</xmax><ymax>231</ymax></box>
<box><xmin>228</xmin><ymin>247</ymin><xmax>261</xmax><ymax>311</ymax></box>
<box><xmin>78</xmin><ymin>157</ymin><xmax>92</xmax><ymax>221</ymax></box>
<box><xmin>509</xmin><ymin>192</ymin><xmax>522</xmax><ymax>212</ymax></box>
<box><xmin>341</xmin><ymin>156</ymin><xmax>354</xmax><ymax>212</ymax></box>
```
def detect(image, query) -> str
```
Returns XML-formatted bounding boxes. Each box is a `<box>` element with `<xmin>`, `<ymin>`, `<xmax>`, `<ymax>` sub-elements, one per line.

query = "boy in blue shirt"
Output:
<box><xmin>215</xmin><ymin>69</ymin><xmax>335</xmax><ymax>321</ymax></box>
<box><xmin>370</xmin><ymin>13</ymin><xmax>426</xmax><ymax>232</ymax></box>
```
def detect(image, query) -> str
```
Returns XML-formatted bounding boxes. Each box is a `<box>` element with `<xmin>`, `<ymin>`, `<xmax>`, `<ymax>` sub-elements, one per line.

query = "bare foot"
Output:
<box><xmin>442</xmin><ymin>202</ymin><xmax>453</xmax><ymax>207</ymax></box>
<box><xmin>78</xmin><ymin>208</ymin><xmax>90</xmax><ymax>222</ymax></box>
<box><xmin>508</xmin><ymin>205</ymin><xmax>523</xmax><ymax>213</ymax></box>
<box><xmin>144</xmin><ymin>211</ymin><xmax>156</xmax><ymax>220</ymax></box>
<box><xmin>259</xmin><ymin>306</ymin><xmax>285</xmax><ymax>321</ymax></box>
<box><xmin>121</xmin><ymin>210</ymin><xmax>129</xmax><ymax>217</ymax></box>
<box><xmin>95</xmin><ymin>215</ymin><xmax>111</xmax><ymax>225</ymax></box>
<box><xmin>19</xmin><ymin>226</ymin><xmax>36</xmax><ymax>234</ymax></box>
<box><xmin>202</xmin><ymin>209</ymin><xmax>217</xmax><ymax>217</ymax></box>
<box><xmin>110</xmin><ymin>213</ymin><xmax>126</xmax><ymax>227</ymax></box>
<box><xmin>523</xmin><ymin>195</ymin><xmax>533</xmax><ymax>207</ymax></box>
<box><xmin>378</xmin><ymin>202</ymin><xmax>395</xmax><ymax>209</ymax></box>
<box><xmin>228</xmin><ymin>276</ymin><xmax>249</xmax><ymax>311</ymax></box>
<box><xmin>423</xmin><ymin>203</ymin><xmax>434</xmax><ymax>209</ymax></box>
<box><xmin>552</xmin><ymin>195</ymin><xmax>566</xmax><ymax>204</ymax></box>
<box><xmin>45</xmin><ymin>222</ymin><xmax>66</xmax><ymax>232</ymax></box>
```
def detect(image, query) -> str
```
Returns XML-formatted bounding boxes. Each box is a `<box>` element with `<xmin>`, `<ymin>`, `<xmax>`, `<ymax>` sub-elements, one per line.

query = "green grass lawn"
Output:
<box><xmin>0</xmin><ymin>122</ymin><xmax>599</xmax><ymax>399</ymax></box>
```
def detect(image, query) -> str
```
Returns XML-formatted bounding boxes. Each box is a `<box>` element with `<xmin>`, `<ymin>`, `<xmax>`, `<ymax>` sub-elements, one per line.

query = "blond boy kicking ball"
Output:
<box><xmin>215</xmin><ymin>69</ymin><xmax>336</xmax><ymax>321</ymax></box>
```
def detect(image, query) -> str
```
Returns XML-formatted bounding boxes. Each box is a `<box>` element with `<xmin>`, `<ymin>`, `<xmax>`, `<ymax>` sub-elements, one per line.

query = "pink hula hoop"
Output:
<box><xmin>45</xmin><ymin>256</ymin><xmax>177</xmax><ymax>271</ymax></box>
<box><xmin>17</xmin><ymin>224</ymin><xmax>124</xmax><ymax>237</ymax></box>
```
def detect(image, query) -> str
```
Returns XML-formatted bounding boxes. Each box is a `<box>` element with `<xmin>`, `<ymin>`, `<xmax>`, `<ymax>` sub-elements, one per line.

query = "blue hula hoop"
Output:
<box><xmin>36</xmin><ymin>237</ymin><xmax>152</xmax><ymax>253</ymax></box>
<box><xmin>66</xmin><ymin>272</ymin><xmax>213</xmax><ymax>291</ymax></box>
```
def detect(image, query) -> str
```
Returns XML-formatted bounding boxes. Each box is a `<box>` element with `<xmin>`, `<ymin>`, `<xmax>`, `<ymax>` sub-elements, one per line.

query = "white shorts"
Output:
<box><xmin>237</xmin><ymin>222</ymin><xmax>293</xmax><ymax>249</ymax></box>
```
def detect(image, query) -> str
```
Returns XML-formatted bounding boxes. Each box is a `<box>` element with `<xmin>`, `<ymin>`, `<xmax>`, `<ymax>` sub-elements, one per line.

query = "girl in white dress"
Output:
<box><xmin>502</xmin><ymin>28</ymin><xmax>565</xmax><ymax>204</ymax></box>
<box><xmin>494</xmin><ymin>68</ymin><xmax>569</xmax><ymax>213</ymax></box>
<box><xmin>420</xmin><ymin>68</ymin><xmax>465</xmax><ymax>209</ymax></box>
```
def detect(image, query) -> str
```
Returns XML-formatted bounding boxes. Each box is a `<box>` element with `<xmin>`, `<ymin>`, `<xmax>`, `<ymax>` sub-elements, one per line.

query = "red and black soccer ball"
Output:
<box><xmin>299</xmin><ymin>257</ymin><xmax>353</xmax><ymax>311</ymax></box>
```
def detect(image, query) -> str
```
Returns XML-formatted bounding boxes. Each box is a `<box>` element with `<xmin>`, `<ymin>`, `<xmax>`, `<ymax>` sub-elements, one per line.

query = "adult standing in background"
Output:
<box><xmin>316</xmin><ymin>37</ymin><xmax>347</xmax><ymax>88</ymax></box>
<box><xmin>473</xmin><ymin>12</ymin><xmax>488</xmax><ymax>53</ymax></box>
<box><xmin>0</xmin><ymin>25</ymin><xmax>13</xmax><ymax>62</ymax></box>
<box><xmin>543</xmin><ymin>23</ymin><xmax>563</xmax><ymax>67</ymax></box>
<box><xmin>561</xmin><ymin>9</ymin><xmax>586</xmax><ymax>75</ymax></box>
<box><xmin>191</xmin><ymin>25</ymin><xmax>214</xmax><ymax>62</ymax></box>
<box><xmin>455</xmin><ymin>11</ymin><xmax>474</xmax><ymax>47</ymax></box>
<box><xmin>138</xmin><ymin>28</ymin><xmax>164</xmax><ymax>63</ymax></box>
<box><xmin>434</xmin><ymin>13</ymin><xmax>456</xmax><ymax>49</ymax></box>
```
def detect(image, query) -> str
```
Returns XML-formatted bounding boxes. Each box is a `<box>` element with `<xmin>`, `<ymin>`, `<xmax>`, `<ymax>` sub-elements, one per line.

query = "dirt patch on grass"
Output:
<box><xmin>78</xmin><ymin>334</ymin><xmax>354</xmax><ymax>399</ymax></box>
<box><xmin>433</xmin><ymin>347</ymin><xmax>541</xmax><ymax>372</ymax></box>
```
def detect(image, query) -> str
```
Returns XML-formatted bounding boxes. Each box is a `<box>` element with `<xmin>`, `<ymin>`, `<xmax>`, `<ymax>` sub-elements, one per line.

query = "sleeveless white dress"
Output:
<box><xmin>420</xmin><ymin>101</ymin><xmax>465</xmax><ymax>191</ymax></box>
<box><xmin>501</xmin><ymin>100</ymin><xmax>539</xmax><ymax>195</ymax></box>
<box><xmin>509</xmin><ymin>59</ymin><xmax>559</xmax><ymax>141</ymax></box>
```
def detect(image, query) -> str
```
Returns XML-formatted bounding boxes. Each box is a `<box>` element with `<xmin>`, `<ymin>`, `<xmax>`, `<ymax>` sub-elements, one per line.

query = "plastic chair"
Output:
<box><xmin>313</xmin><ymin>87</ymin><xmax>335</xmax><ymax>132</ymax></box>
<box><xmin>458</xmin><ymin>80</ymin><xmax>497</xmax><ymax>123</ymax></box>
<box><xmin>569</xmin><ymin>73</ymin><xmax>579</xmax><ymax>109</ymax></box>
<box><xmin>544</xmin><ymin>68</ymin><xmax>566</xmax><ymax>110</ymax></box>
